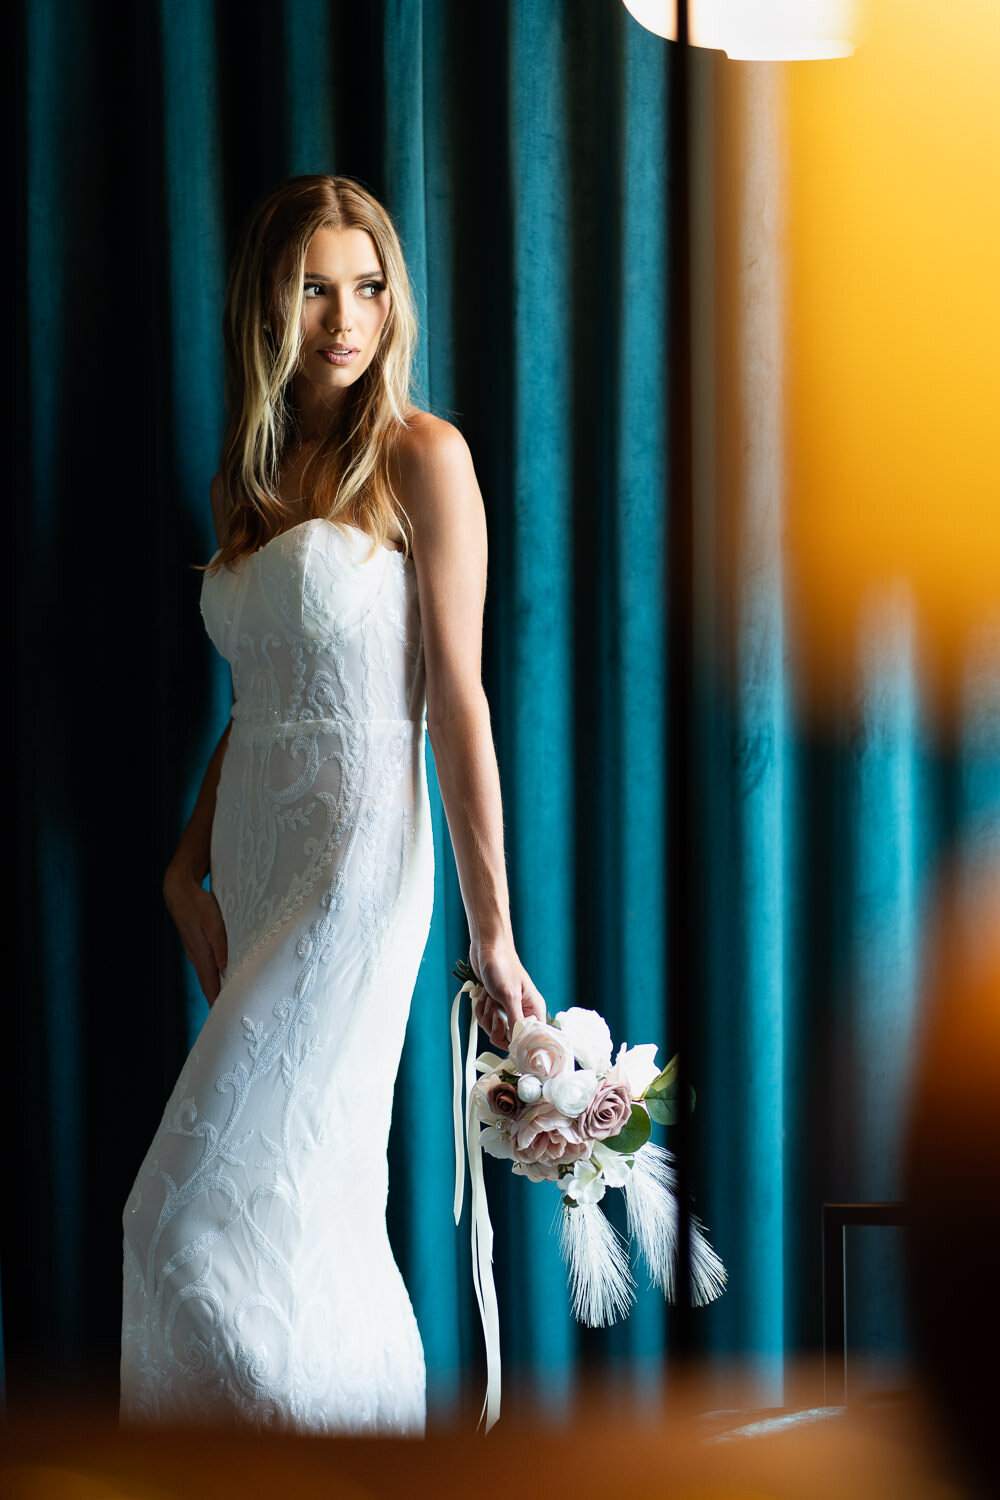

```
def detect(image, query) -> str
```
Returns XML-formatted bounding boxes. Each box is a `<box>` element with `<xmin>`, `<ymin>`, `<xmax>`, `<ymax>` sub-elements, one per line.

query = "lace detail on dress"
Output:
<box><xmin>122</xmin><ymin>520</ymin><xmax>431</xmax><ymax>1433</ymax></box>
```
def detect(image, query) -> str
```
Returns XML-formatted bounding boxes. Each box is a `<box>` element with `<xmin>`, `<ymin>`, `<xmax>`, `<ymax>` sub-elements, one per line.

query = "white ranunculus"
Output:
<box><xmin>610</xmin><ymin>1042</ymin><xmax>659</xmax><ymax>1097</ymax></box>
<box><xmin>544</xmin><ymin>1067</ymin><xmax>599</xmax><ymax>1117</ymax></box>
<box><xmin>563</xmin><ymin>1156</ymin><xmax>607</xmax><ymax>1205</ymax></box>
<box><xmin>554</xmin><ymin>1008</ymin><xmax>614</xmax><ymax>1072</ymax></box>
<box><xmin>591</xmin><ymin>1141</ymin><xmax>636</xmax><ymax>1188</ymax></box>
<box><xmin>517</xmin><ymin>1074</ymin><xmax>543</xmax><ymax>1104</ymax></box>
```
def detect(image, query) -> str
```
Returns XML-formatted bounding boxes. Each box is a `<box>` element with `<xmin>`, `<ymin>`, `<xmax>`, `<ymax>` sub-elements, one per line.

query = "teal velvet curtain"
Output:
<box><xmin>11</xmin><ymin>0</ymin><xmax>1000</xmax><ymax>1421</ymax></box>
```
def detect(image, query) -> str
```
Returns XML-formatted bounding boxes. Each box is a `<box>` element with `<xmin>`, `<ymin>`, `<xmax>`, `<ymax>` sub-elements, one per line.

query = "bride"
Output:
<box><xmin>121</xmin><ymin>174</ymin><xmax>543</xmax><ymax>1432</ymax></box>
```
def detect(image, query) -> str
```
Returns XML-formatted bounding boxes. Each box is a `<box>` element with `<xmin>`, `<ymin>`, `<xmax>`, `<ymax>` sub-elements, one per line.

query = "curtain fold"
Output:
<box><xmin>11</xmin><ymin>0</ymin><xmax>998</xmax><ymax>1423</ymax></box>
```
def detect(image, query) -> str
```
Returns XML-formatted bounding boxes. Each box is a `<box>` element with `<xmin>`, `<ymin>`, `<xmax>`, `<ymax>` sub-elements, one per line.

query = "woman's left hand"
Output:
<box><xmin>469</xmin><ymin>940</ymin><xmax>546</xmax><ymax>1048</ymax></box>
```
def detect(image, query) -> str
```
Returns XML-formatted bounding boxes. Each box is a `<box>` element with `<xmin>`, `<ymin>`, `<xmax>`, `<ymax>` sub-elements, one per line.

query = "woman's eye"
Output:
<box><xmin>303</xmin><ymin>282</ymin><xmax>324</xmax><ymax>298</ymax></box>
<box><xmin>358</xmin><ymin>281</ymin><xmax>385</xmax><ymax>299</ymax></box>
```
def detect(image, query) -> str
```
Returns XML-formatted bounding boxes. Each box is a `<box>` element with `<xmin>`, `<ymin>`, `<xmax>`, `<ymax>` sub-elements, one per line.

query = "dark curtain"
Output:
<box><xmin>11</xmin><ymin>0</ymin><xmax>996</xmax><ymax>1422</ymax></box>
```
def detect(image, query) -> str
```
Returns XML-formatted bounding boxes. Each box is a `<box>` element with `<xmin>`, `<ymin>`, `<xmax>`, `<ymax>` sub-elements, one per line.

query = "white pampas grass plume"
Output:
<box><xmin>558</xmin><ymin>1201</ymin><xmax>635</xmax><ymax>1327</ymax></box>
<box><xmin>624</xmin><ymin>1142</ymin><xmax>727</xmax><ymax>1307</ymax></box>
<box><xmin>623</xmin><ymin>1141</ymin><xmax>680</xmax><ymax>1298</ymax></box>
<box><xmin>687</xmin><ymin>1217</ymin><xmax>728</xmax><ymax>1306</ymax></box>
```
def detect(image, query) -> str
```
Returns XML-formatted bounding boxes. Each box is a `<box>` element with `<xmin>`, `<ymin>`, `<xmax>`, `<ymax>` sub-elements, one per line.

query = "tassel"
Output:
<box><xmin>558</xmin><ymin>1201</ymin><xmax>635</xmax><ymax>1327</ymax></box>
<box><xmin>624</xmin><ymin>1142</ymin><xmax>727</xmax><ymax>1307</ymax></box>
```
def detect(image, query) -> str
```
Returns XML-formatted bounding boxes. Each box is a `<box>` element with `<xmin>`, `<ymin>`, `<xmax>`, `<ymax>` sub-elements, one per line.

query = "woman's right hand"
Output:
<box><xmin>163</xmin><ymin>866</ymin><xmax>228</xmax><ymax>1005</ymax></box>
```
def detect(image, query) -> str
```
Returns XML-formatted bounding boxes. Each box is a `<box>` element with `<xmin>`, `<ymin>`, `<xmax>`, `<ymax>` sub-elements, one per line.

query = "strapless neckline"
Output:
<box><xmin>251</xmin><ymin>518</ymin><xmax>408</xmax><ymax>564</ymax></box>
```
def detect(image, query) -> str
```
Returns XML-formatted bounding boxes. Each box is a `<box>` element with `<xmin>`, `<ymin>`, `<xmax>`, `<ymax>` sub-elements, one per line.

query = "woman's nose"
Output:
<box><xmin>326</xmin><ymin>293</ymin><xmax>353</xmax><ymax>333</ymax></box>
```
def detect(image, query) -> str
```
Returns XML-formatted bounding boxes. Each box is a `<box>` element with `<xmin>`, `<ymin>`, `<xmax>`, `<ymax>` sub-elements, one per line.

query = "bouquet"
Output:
<box><xmin>451</xmin><ymin>962</ymin><xmax>726</xmax><ymax>1427</ymax></box>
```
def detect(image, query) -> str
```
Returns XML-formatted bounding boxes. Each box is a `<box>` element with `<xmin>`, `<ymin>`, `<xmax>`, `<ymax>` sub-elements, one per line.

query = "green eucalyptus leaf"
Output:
<box><xmin>646</xmin><ymin>1085</ymin><xmax>696</xmax><ymax>1124</ymax></box>
<box><xmin>452</xmin><ymin>958</ymin><xmax>479</xmax><ymax>984</ymax></box>
<box><xmin>642</xmin><ymin>1050</ymin><xmax>696</xmax><ymax>1123</ymax></box>
<box><xmin>646</xmin><ymin>1097</ymin><xmax>680</xmax><ymax>1126</ymax></box>
<box><xmin>643</xmin><ymin>1078</ymin><xmax>678</xmax><ymax>1103</ymax></box>
<box><xmin>654</xmin><ymin>1053</ymin><xmax>680</xmax><ymax>1089</ymax></box>
<box><xmin>643</xmin><ymin>1054</ymin><xmax>680</xmax><ymax>1100</ymax></box>
<box><xmin>601</xmin><ymin>1106</ymin><xmax>652</xmax><ymax>1155</ymax></box>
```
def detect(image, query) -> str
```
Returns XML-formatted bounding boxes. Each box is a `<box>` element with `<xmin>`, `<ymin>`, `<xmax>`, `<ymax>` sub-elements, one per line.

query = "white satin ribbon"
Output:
<box><xmin>451</xmin><ymin>980</ymin><xmax>502</xmax><ymax>1432</ymax></box>
<box><xmin>451</xmin><ymin>984</ymin><xmax>468</xmax><ymax>1224</ymax></box>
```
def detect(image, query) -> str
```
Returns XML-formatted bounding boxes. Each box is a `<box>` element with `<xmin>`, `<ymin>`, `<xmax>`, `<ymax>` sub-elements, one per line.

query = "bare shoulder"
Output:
<box><xmin>396</xmin><ymin>410</ymin><xmax>474</xmax><ymax>478</ymax></box>
<box><xmin>395</xmin><ymin>412</ymin><xmax>482</xmax><ymax>539</ymax></box>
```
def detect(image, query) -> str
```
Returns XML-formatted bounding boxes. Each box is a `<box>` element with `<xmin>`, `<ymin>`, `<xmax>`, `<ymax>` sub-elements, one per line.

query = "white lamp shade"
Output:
<box><xmin>622</xmin><ymin>0</ymin><xmax>856</xmax><ymax>59</ymax></box>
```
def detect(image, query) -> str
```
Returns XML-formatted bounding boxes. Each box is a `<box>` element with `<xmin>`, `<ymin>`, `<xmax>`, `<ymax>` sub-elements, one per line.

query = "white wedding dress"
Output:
<box><xmin>121</xmin><ymin>519</ymin><xmax>432</xmax><ymax>1433</ymax></box>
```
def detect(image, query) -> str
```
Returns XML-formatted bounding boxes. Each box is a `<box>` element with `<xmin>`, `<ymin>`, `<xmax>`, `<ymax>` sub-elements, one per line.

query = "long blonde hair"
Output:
<box><xmin>211</xmin><ymin>175</ymin><xmax>417</xmax><ymax>569</ymax></box>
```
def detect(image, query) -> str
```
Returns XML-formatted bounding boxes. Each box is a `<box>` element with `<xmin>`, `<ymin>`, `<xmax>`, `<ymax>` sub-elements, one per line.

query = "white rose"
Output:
<box><xmin>517</xmin><ymin>1074</ymin><xmax>543</xmax><ymax>1103</ymax></box>
<box><xmin>554</xmin><ymin>1008</ymin><xmax>614</xmax><ymax>1072</ymax></box>
<box><xmin>610</xmin><ymin>1042</ymin><xmax>659</xmax><ymax>1097</ymax></box>
<box><xmin>543</xmin><ymin>1067</ymin><xmax>599</xmax><ymax>1117</ymax></box>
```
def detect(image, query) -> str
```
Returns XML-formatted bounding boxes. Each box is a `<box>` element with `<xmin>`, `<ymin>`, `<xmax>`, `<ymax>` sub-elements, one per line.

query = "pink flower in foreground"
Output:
<box><xmin>508</xmin><ymin>1019</ymin><xmax>573</xmax><ymax>1080</ymax></box>
<box><xmin>512</xmin><ymin>1158</ymin><xmax>564</xmax><ymax>1183</ymax></box>
<box><xmin>509</xmin><ymin>1100</ymin><xmax>590</xmax><ymax>1178</ymax></box>
<box><xmin>580</xmin><ymin>1081</ymin><xmax>632</xmax><ymax>1141</ymax></box>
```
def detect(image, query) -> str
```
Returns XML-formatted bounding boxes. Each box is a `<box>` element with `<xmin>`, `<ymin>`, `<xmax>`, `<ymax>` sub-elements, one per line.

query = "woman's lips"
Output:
<box><xmin>318</xmin><ymin>345</ymin><xmax>359</xmax><ymax>366</ymax></box>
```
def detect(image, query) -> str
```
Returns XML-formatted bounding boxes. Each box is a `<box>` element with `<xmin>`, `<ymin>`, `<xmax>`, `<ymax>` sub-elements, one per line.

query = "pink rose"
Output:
<box><xmin>508</xmin><ymin>1019</ymin><xmax>573</xmax><ymax>1080</ymax></box>
<box><xmin>513</xmin><ymin>1158</ymin><xmax>564</xmax><ymax>1183</ymax></box>
<box><xmin>472</xmin><ymin>1074</ymin><xmax>523</xmax><ymax>1122</ymax></box>
<box><xmin>509</xmin><ymin>1101</ymin><xmax>590</xmax><ymax>1176</ymax></box>
<box><xmin>580</xmin><ymin>1081</ymin><xmax>632</xmax><ymax>1141</ymax></box>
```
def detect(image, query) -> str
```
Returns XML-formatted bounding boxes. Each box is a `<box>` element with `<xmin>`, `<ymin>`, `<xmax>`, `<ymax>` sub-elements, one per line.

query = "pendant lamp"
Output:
<box><xmin>622</xmin><ymin>0</ymin><xmax>855</xmax><ymax>59</ymax></box>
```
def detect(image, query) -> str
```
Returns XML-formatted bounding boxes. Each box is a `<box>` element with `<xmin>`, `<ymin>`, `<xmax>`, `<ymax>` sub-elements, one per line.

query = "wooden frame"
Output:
<box><xmin>821</xmin><ymin>1202</ymin><xmax>908</xmax><ymax>1403</ymax></box>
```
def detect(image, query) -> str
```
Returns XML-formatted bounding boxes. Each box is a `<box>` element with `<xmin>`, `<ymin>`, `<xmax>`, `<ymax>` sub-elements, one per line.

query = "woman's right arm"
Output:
<box><xmin>163</xmin><ymin>722</ymin><xmax>231</xmax><ymax>1005</ymax></box>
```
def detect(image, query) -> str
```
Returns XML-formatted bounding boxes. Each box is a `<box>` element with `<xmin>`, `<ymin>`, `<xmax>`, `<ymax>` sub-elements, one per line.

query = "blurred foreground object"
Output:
<box><xmin>906</xmin><ymin>863</ymin><xmax>1000</xmax><ymax>1496</ymax></box>
<box><xmin>785</xmin><ymin>0</ymin><xmax>1000</xmax><ymax>707</ymax></box>
<box><xmin>0</xmin><ymin>1369</ymin><xmax>961</xmax><ymax>1500</ymax></box>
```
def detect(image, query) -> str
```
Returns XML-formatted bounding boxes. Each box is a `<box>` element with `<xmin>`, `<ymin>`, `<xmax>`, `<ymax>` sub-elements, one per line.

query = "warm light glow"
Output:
<box><xmin>784</xmin><ymin>0</ymin><xmax>1000</xmax><ymax>696</ymax></box>
<box><xmin>622</xmin><ymin>0</ymin><xmax>855</xmax><ymax>59</ymax></box>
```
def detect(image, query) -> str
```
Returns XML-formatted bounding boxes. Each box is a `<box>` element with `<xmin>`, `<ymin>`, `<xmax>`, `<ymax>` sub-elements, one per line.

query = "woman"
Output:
<box><xmin>121</xmin><ymin>175</ymin><xmax>543</xmax><ymax>1433</ymax></box>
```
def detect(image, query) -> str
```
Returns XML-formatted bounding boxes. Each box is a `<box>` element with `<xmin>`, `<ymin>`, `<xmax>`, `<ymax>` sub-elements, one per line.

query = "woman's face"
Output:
<box><xmin>287</xmin><ymin>226</ymin><xmax>391</xmax><ymax>411</ymax></box>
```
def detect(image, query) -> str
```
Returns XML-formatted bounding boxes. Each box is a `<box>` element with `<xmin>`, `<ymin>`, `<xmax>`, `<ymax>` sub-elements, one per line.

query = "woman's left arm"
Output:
<box><xmin>399</xmin><ymin>415</ymin><xmax>545</xmax><ymax>1046</ymax></box>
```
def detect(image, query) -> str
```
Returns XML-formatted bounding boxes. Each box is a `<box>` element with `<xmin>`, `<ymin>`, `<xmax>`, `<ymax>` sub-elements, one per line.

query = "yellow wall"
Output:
<box><xmin>784</xmin><ymin>0</ymin><xmax>1000</xmax><ymax>697</ymax></box>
